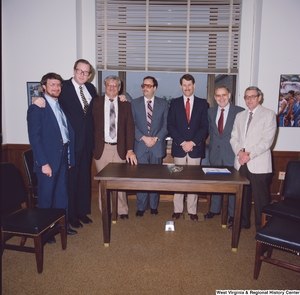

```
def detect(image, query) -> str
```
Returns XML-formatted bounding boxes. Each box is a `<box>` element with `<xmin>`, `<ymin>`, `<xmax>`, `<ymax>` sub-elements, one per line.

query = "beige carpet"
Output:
<box><xmin>2</xmin><ymin>193</ymin><xmax>300</xmax><ymax>295</ymax></box>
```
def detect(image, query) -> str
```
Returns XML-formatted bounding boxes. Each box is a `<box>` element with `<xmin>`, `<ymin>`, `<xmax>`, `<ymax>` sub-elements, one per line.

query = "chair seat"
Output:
<box><xmin>255</xmin><ymin>216</ymin><xmax>300</xmax><ymax>253</ymax></box>
<box><xmin>263</xmin><ymin>199</ymin><xmax>300</xmax><ymax>222</ymax></box>
<box><xmin>2</xmin><ymin>208</ymin><xmax>66</xmax><ymax>235</ymax></box>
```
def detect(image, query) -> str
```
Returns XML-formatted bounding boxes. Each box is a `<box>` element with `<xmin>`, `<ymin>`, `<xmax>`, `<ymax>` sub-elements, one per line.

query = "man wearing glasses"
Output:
<box><xmin>32</xmin><ymin>59</ymin><xmax>98</xmax><ymax>229</ymax></box>
<box><xmin>92</xmin><ymin>75</ymin><xmax>137</xmax><ymax>220</ymax></box>
<box><xmin>131</xmin><ymin>76</ymin><xmax>169</xmax><ymax>217</ymax></box>
<box><xmin>230</xmin><ymin>86</ymin><xmax>277</xmax><ymax>232</ymax></box>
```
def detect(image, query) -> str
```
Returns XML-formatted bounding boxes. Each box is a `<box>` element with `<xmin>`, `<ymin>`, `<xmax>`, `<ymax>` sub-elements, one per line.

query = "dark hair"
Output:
<box><xmin>288</xmin><ymin>90</ymin><xmax>295</xmax><ymax>96</ymax></box>
<box><xmin>180</xmin><ymin>74</ymin><xmax>195</xmax><ymax>85</ymax></box>
<box><xmin>244</xmin><ymin>86</ymin><xmax>263</xmax><ymax>97</ymax></box>
<box><xmin>143</xmin><ymin>76</ymin><xmax>158</xmax><ymax>88</ymax></box>
<box><xmin>73</xmin><ymin>59</ymin><xmax>92</xmax><ymax>74</ymax></box>
<box><xmin>40</xmin><ymin>72</ymin><xmax>63</xmax><ymax>88</ymax></box>
<box><xmin>215</xmin><ymin>85</ymin><xmax>231</xmax><ymax>94</ymax></box>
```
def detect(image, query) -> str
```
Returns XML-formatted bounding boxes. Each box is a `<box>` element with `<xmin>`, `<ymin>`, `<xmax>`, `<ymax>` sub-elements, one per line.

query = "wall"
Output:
<box><xmin>2</xmin><ymin>0</ymin><xmax>300</xmax><ymax>150</ymax></box>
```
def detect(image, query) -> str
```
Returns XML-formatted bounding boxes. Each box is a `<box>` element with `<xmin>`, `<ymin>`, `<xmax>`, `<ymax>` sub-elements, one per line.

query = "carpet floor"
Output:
<box><xmin>2</xmin><ymin>193</ymin><xmax>300</xmax><ymax>294</ymax></box>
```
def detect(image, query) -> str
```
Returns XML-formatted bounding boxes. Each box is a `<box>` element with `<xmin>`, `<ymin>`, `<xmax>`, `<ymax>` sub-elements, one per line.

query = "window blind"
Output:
<box><xmin>96</xmin><ymin>0</ymin><xmax>241</xmax><ymax>74</ymax></box>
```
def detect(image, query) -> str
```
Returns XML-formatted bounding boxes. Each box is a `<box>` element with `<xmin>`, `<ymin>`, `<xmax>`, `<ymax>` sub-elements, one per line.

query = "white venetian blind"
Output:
<box><xmin>96</xmin><ymin>0</ymin><xmax>241</xmax><ymax>74</ymax></box>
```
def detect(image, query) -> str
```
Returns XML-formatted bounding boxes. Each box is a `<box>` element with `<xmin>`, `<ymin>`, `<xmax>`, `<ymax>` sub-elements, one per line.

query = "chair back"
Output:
<box><xmin>1</xmin><ymin>163</ymin><xmax>28</xmax><ymax>214</ymax></box>
<box><xmin>23</xmin><ymin>149</ymin><xmax>38</xmax><ymax>188</ymax></box>
<box><xmin>282</xmin><ymin>161</ymin><xmax>300</xmax><ymax>200</ymax></box>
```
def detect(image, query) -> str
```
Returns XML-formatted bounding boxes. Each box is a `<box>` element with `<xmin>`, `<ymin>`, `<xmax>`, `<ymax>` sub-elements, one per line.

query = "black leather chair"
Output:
<box><xmin>1</xmin><ymin>163</ymin><xmax>67</xmax><ymax>273</ymax></box>
<box><xmin>261</xmin><ymin>160</ymin><xmax>300</xmax><ymax>227</ymax></box>
<box><xmin>23</xmin><ymin>149</ymin><xmax>38</xmax><ymax>208</ymax></box>
<box><xmin>254</xmin><ymin>216</ymin><xmax>300</xmax><ymax>279</ymax></box>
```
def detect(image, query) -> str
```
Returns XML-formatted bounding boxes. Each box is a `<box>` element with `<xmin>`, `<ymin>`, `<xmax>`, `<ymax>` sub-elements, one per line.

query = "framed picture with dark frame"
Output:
<box><xmin>27</xmin><ymin>82</ymin><xmax>43</xmax><ymax>106</ymax></box>
<box><xmin>278</xmin><ymin>74</ymin><xmax>300</xmax><ymax>127</ymax></box>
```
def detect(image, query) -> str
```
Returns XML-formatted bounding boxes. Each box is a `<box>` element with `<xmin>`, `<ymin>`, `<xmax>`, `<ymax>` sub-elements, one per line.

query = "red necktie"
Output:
<box><xmin>218</xmin><ymin>108</ymin><xmax>224</xmax><ymax>135</ymax></box>
<box><xmin>186</xmin><ymin>98</ymin><xmax>190</xmax><ymax>123</ymax></box>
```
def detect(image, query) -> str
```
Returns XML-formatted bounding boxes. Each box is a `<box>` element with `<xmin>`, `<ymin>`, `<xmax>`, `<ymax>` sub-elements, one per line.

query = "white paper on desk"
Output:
<box><xmin>202</xmin><ymin>168</ymin><xmax>231</xmax><ymax>174</ymax></box>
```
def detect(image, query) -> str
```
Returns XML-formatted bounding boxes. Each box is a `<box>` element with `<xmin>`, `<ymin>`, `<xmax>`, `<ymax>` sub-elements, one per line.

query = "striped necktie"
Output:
<box><xmin>147</xmin><ymin>100</ymin><xmax>153</xmax><ymax>132</ymax></box>
<box><xmin>109</xmin><ymin>99</ymin><xmax>116</xmax><ymax>139</ymax></box>
<box><xmin>79</xmin><ymin>86</ymin><xmax>89</xmax><ymax>114</ymax></box>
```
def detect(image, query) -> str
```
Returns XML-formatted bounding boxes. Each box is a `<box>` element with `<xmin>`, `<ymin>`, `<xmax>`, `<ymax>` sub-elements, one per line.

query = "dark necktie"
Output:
<box><xmin>147</xmin><ymin>100</ymin><xmax>153</xmax><ymax>132</ymax></box>
<box><xmin>246</xmin><ymin>111</ymin><xmax>253</xmax><ymax>134</ymax></box>
<box><xmin>218</xmin><ymin>108</ymin><xmax>224</xmax><ymax>135</ymax></box>
<box><xmin>109</xmin><ymin>99</ymin><xmax>116</xmax><ymax>139</ymax></box>
<box><xmin>186</xmin><ymin>98</ymin><xmax>190</xmax><ymax>123</ymax></box>
<box><xmin>79</xmin><ymin>86</ymin><xmax>89</xmax><ymax>114</ymax></box>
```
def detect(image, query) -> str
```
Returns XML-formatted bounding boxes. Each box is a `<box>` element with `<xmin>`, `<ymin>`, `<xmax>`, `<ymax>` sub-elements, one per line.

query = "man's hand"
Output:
<box><xmin>119</xmin><ymin>94</ymin><xmax>127</xmax><ymax>102</ymax></box>
<box><xmin>142</xmin><ymin>136</ymin><xmax>157</xmax><ymax>147</ymax></box>
<box><xmin>42</xmin><ymin>164</ymin><xmax>52</xmax><ymax>177</ymax></box>
<box><xmin>126</xmin><ymin>150</ymin><xmax>138</xmax><ymax>165</ymax></box>
<box><xmin>238</xmin><ymin>150</ymin><xmax>250</xmax><ymax>165</ymax></box>
<box><xmin>32</xmin><ymin>97</ymin><xmax>46</xmax><ymax>108</ymax></box>
<box><xmin>181</xmin><ymin>141</ymin><xmax>194</xmax><ymax>153</ymax></box>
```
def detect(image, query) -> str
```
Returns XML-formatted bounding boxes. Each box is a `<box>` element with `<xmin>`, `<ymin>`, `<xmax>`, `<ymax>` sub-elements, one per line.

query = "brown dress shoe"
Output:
<box><xmin>172</xmin><ymin>212</ymin><xmax>181</xmax><ymax>219</ymax></box>
<box><xmin>189</xmin><ymin>214</ymin><xmax>198</xmax><ymax>221</ymax></box>
<box><xmin>120</xmin><ymin>214</ymin><xmax>129</xmax><ymax>220</ymax></box>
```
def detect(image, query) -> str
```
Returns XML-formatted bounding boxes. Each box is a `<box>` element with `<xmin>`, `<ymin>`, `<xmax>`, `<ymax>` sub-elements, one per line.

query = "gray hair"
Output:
<box><xmin>104</xmin><ymin>75</ymin><xmax>121</xmax><ymax>86</ymax></box>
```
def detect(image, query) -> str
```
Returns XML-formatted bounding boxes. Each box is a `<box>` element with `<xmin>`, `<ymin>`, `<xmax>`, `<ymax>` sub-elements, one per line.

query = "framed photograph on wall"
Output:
<box><xmin>27</xmin><ymin>82</ymin><xmax>43</xmax><ymax>106</ymax></box>
<box><xmin>278</xmin><ymin>74</ymin><xmax>300</xmax><ymax>127</ymax></box>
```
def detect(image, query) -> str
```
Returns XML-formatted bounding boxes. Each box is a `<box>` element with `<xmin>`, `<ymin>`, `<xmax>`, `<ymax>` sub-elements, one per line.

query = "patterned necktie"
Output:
<box><xmin>186</xmin><ymin>98</ymin><xmax>190</xmax><ymax>123</ymax></box>
<box><xmin>246</xmin><ymin>111</ymin><xmax>253</xmax><ymax>134</ymax></box>
<box><xmin>56</xmin><ymin>101</ymin><xmax>69</xmax><ymax>143</ymax></box>
<box><xmin>147</xmin><ymin>100</ymin><xmax>153</xmax><ymax>132</ymax></box>
<box><xmin>109</xmin><ymin>99</ymin><xmax>116</xmax><ymax>139</ymax></box>
<box><xmin>79</xmin><ymin>86</ymin><xmax>89</xmax><ymax>114</ymax></box>
<box><xmin>218</xmin><ymin>108</ymin><xmax>224</xmax><ymax>135</ymax></box>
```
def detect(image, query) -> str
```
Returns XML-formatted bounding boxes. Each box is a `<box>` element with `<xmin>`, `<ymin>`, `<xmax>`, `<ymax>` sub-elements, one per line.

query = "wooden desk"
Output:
<box><xmin>94</xmin><ymin>163</ymin><xmax>250</xmax><ymax>251</ymax></box>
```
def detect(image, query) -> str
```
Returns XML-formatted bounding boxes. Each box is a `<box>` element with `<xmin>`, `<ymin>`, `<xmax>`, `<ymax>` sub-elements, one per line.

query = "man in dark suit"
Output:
<box><xmin>32</xmin><ymin>59</ymin><xmax>97</xmax><ymax>229</ymax></box>
<box><xmin>204</xmin><ymin>86</ymin><xmax>244</xmax><ymax>228</ymax></box>
<box><xmin>59</xmin><ymin>59</ymin><xmax>97</xmax><ymax>229</ymax></box>
<box><xmin>131</xmin><ymin>76</ymin><xmax>169</xmax><ymax>217</ymax></box>
<box><xmin>93</xmin><ymin>75</ymin><xmax>137</xmax><ymax>220</ymax></box>
<box><xmin>167</xmin><ymin>74</ymin><xmax>209</xmax><ymax>221</ymax></box>
<box><xmin>27</xmin><ymin>72</ymin><xmax>77</xmax><ymax>243</ymax></box>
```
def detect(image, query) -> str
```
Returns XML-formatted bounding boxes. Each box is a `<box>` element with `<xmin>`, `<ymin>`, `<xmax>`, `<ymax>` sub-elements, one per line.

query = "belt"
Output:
<box><xmin>105</xmin><ymin>142</ymin><xmax>117</xmax><ymax>146</ymax></box>
<box><xmin>63</xmin><ymin>143</ymin><xmax>68</xmax><ymax>147</ymax></box>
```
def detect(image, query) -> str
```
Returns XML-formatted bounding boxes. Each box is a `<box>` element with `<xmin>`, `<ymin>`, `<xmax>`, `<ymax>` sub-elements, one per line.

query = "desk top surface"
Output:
<box><xmin>94</xmin><ymin>163</ymin><xmax>249</xmax><ymax>185</ymax></box>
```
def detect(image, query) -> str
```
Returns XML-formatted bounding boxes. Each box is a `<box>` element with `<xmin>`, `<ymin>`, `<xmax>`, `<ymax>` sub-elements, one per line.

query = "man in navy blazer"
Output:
<box><xmin>205</xmin><ymin>86</ymin><xmax>244</xmax><ymax>227</ymax></box>
<box><xmin>27</xmin><ymin>72</ymin><xmax>77</xmax><ymax>243</ymax></box>
<box><xmin>32</xmin><ymin>59</ymin><xmax>98</xmax><ymax>229</ymax></box>
<box><xmin>131</xmin><ymin>76</ymin><xmax>169</xmax><ymax>217</ymax></box>
<box><xmin>167</xmin><ymin>74</ymin><xmax>209</xmax><ymax>221</ymax></box>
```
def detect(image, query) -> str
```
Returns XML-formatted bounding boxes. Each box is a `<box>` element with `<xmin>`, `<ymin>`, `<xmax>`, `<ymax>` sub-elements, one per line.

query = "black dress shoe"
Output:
<box><xmin>228</xmin><ymin>216</ymin><xmax>234</xmax><ymax>225</ymax></box>
<box><xmin>69</xmin><ymin>218</ymin><xmax>83</xmax><ymax>228</ymax></box>
<box><xmin>204</xmin><ymin>211</ymin><xmax>220</xmax><ymax>219</ymax></box>
<box><xmin>150</xmin><ymin>208</ymin><xmax>158</xmax><ymax>215</ymax></box>
<box><xmin>172</xmin><ymin>212</ymin><xmax>181</xmax><ymax>219</ymax></box>
<box><xmin>79</xmin><ymin>215</ymin><xmax>93</xmax><ymax>224</ymax></box>
<box><xmin>67</xmin><ymin>228</ymin><xmax>77</xmax><ymax>235</ymax></box>
<box><xmin>136</xmin><ymin>210</ymin><xmax>144</xmax><ymax>217</ymax></box>
<box><xmin>120</xmin><ymin>214</ymin><xmax>129</xmax><ymax>220</ymax></box>
<box><xmin>47</xmin><ymin>236</ymin><xmax>56</xmax><ymax>244</ymax></box>
<box><xmin>189</xmin><ymin>214</ymin><xmax>198</xmax><ymax>221</ymax></box>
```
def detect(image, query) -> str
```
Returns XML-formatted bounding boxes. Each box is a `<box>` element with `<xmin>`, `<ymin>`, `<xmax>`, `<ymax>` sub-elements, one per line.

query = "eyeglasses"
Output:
<box><xmin>141</xmin><ymin>84</ymin><xmax>154</xmax><ymax>89</ymax></box>
<box><xmin>105</xmin><ymin>83</ymin><xmax>119</xmax><ymax>88</ymax></box>
<box><xmin>244</xmin><ymin>95</ymin><xmax>259</xmax><ymax>100</ymax></box>
<box><xmin>75</xmin><ymin>69</ymin><xmax>90</xmax><ymax>76</ymax></box>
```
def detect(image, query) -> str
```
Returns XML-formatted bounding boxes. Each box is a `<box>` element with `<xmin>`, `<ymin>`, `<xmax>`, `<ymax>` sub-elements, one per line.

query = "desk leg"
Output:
<box><xmin>100</xmin><ymin>180</ymin><xmax>110</xmax><ymax>247</ymax></box>
<box><xmin>221</xmin><ymin>194</ymin><xmax>229</xmax><ymax>228</ymax></box>
<box><xmin>231</xmin><ymin>185</ymin><xmax>242</xmax><ymax>251</ymax></box>
<box><xmin>111</xmin><ymin>191</ymin><xmax>117</xmax><ymax>224</ymax></box>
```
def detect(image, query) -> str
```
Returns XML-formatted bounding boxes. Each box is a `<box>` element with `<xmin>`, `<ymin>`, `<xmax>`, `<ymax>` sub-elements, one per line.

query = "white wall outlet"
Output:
<box><xmin>278</xmin><ymin>171</ymin><xmax>286</xmax><ymax>180</ymax></box>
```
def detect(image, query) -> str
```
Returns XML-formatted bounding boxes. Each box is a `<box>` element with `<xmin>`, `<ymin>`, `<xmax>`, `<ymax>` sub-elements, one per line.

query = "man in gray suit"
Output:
<box><xmin>230</xmin><ymin>86</ymin><xmax>277</xmax><ymax>231</ymax></box>
<box><xmin>131</xmin><ymin>76</ymin><xmax>169</xmax><ymax>217</ymax></box>
<box><xmin>204</xmin><ymin>86</ymin><xmax>244</xmax><ymax>229</ymax></box>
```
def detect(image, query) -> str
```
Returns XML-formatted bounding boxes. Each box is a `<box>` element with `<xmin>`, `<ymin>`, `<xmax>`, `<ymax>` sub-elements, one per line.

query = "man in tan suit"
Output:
<box><xmin>230</xmin><ymin>86</ymin><xmax>277</xmax><ymax>232</ymax></box>
<box><xmin>92</xmin><ymin>75</ymin><xmax>137</xmax><ymax>219</ymax></box>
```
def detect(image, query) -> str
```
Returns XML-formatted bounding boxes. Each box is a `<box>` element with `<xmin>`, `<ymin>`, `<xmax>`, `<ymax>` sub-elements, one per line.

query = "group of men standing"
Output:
<box><xmin>27</xmin><ymin>59</ymin><xmax>277</xmax><ymax>245</ymax></box>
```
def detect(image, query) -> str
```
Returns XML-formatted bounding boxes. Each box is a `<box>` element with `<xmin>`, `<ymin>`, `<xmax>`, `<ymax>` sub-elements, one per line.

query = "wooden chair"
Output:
<box><xmin>254</xmin><ymin>216</ymin><xmax>300</xmax><ymax>280</ymax></box>
<box><xmin>261</xmin><ymin>160</ymin><xmax>300</xmax><ymax>227</ymax></box>
<box><xmin>1</xmin><ymin>162</ymin><xmax>67</xmax><ymax>273</ymax></box>
<box><xmin>23</xmin><ymin>149</ymin><xmax>38</xmax><ymax>208</ymax></box>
